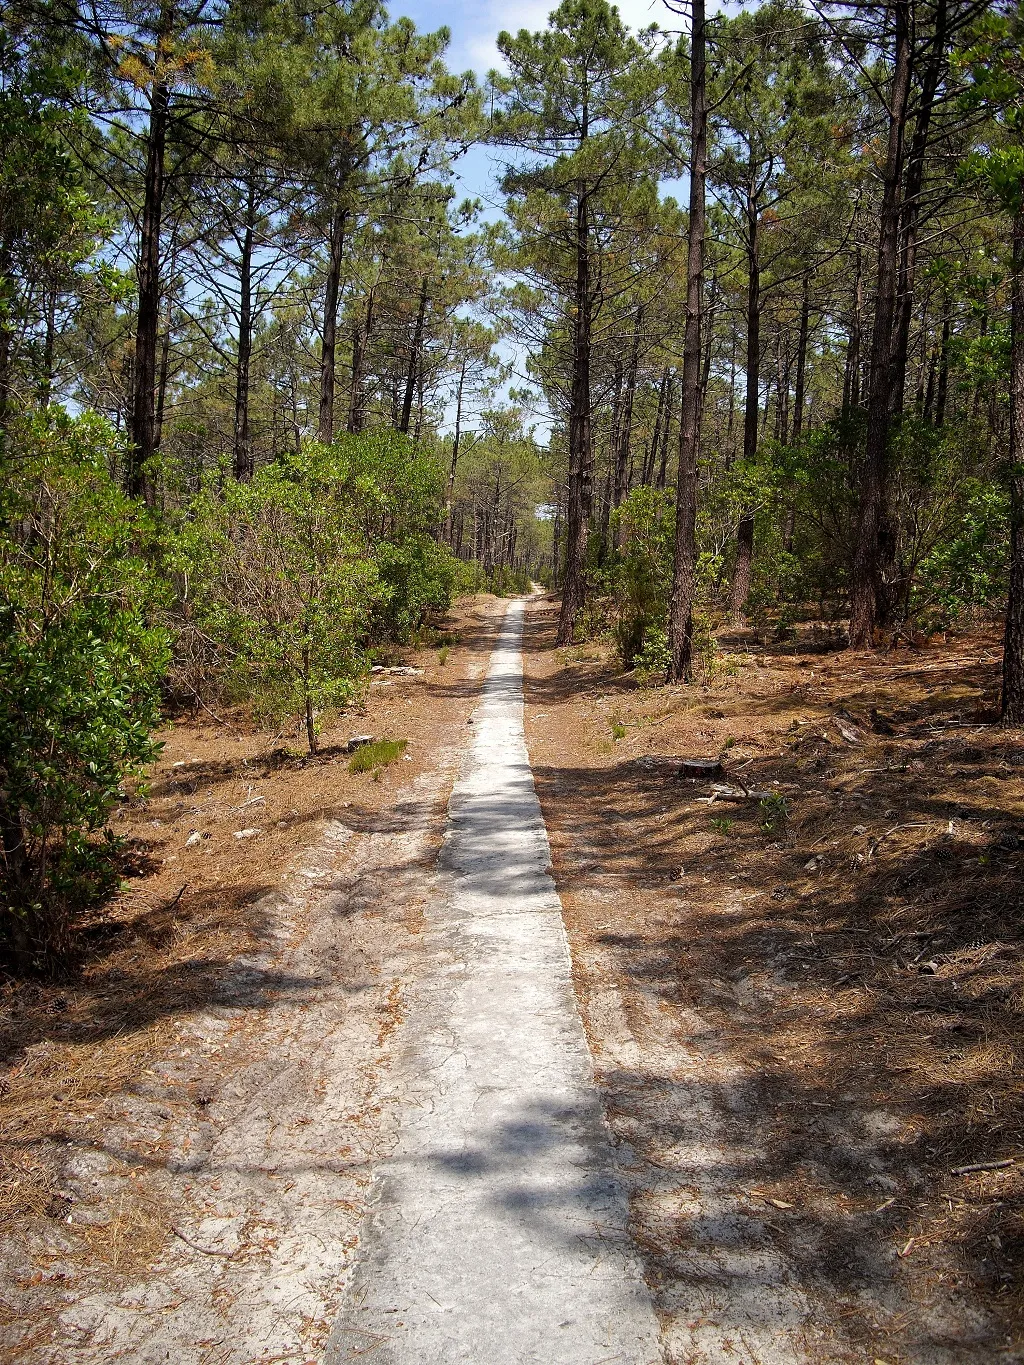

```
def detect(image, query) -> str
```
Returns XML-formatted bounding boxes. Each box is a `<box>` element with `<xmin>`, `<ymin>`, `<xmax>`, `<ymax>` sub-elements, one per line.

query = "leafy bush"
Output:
<box><xmin>608</xmin><ymin>486</ymin><xmax>673</xmax><ymax>668</ymax></box>
<box><xmin>170</xmin><ymin>432</ymin><xmax>459</xmax><ymax>751</ymax></box>
<box><xmin>173</xmin><ymin>445</ymin><xmax>381</xmax><ymax>752</ymax></box>
<box><xmin>0</xmin><ymin>413</ymin><xmax>168</xmax><ymax>968</ymax></box>
<box><xmin>632</xmin><ymin>626</ymin><xmax>671</xmax><ymax>683</ymax></box>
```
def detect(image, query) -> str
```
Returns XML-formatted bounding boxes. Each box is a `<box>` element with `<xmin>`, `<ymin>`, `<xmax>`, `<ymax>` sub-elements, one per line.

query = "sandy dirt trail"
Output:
<box><xmin>326</xmin><ymin>599</ymin><xmax>662</xmax><ymax>1364</ymax></box>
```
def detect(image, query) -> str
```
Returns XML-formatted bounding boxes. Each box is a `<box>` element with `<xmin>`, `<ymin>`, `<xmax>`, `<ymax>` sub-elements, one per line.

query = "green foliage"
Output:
<box><xmin>170</xmin><ymin>431</ymin><xmax>457</xmax><ymax>752</ymax></box>
<box><xmin>633</xmin><ymin>627</ymin><xmax>672</xmax><ymax>684</ymax></box>
<box><xmin>607</xmin><ymin>486</ymin><xmax>674</xmax><ymax>668</ymax></box>
<box><xmin>912</xmin><ymin>480</ymin><xmax>1009</xmax><ymax>628</ymax></box>
<box><xmin>0</xmin><ymin>413</ymin><xmax>168</xmax><ymax>967</ymax></box>
<box><xmin>710</xmin><ymin>816</ymin><xmax>734</xmax><ymax>835</ymax></box>
<box><xmin>759</xmin><ymin>791</ymin><xmax>788</xmax><ymax>835</ymax></box>
<box><xmin>348</xmin><ymin>738</ymin><xmax>407</xmax><ymax>773</ymax></box>
<box><xmin>0</xmin><ymin>23</ymin><xmax>107</xmax><ymax>405</ymax></box>
<box><xmin>610</xmin><ymin>720</ymin><xmax>627</xmax><ymax>740</ymax></box>
<box><xmin>461</xmin><ymin>561</ymin><xmax>534</xmax><ymax>597</ymax></box>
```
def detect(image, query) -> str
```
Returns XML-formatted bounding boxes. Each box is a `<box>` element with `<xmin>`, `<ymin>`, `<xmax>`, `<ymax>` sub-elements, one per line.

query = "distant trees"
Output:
<box><xmin>10</xmin><ymin>0</ymin><xmax>1024</xmax><ymax>965</ymax></box>
<box><xmin>492</xmin><ymin>0</ymin><xmax>667</xmax><ymax>643</ymax></box>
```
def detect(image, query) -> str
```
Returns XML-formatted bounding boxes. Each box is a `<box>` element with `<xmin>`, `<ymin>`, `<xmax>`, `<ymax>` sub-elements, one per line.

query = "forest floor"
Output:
<box><xmin>0</xmin><ymin>594</ymin><xmax>506</xmax><ymax>1364</ymax></box>
<box><xmin>2</xmin><ymin>590</ymin><xmax>1024</xmax><ymax>1363</ymax></box>
<box><xmin>523</xmin><ymin>592</ymin><xmax>1024</xmax><ymax>1363</ymax></box>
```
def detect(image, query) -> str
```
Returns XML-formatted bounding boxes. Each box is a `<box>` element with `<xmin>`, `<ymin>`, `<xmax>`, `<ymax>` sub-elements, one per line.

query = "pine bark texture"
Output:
<box><xmin>667</xmin><ymin>0</ymin><xmax>706</xmax><ymax>683</ymax></box>
<box><xmin>318</xmin><ymin>202</ymin><xmax>347</xmax><ymax>443</ymax></box>
<box><xmin>729</xmin><ymin>188</ymin><xmax>760</xmax><ymax>622</ymax></box>
<box><xmin>129</xmin><ymin>39</ymin><xmax>170</xmax><ymax>501</ymax></box>
<box><xmin>848</xmin><ymin>0</ymin><xmax>912</xmax><ymax>648</ymax></box>
<box><xmin>556</xmin><ymin>178</ymin><xmax>594</xmax><ymax>645</ymax></box>
<box><xmin>1003</xmin><ymin>202</ymin><xmax>1024</xmax><ymax>723</ymax></box>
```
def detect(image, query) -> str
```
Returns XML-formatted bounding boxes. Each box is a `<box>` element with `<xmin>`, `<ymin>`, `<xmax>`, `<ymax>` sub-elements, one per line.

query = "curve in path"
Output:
<box><xmin>326</xmin><ymin>598</ymin><xmax>662</xmax><ymax>1365</ymax></box>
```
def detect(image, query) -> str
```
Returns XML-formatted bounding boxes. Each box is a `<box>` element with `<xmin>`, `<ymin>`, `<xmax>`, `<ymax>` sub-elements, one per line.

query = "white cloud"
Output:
<box><xmin>447</xmin><ymin>0</ymin><xmax>674</xmax><ymax>78</ymax></box>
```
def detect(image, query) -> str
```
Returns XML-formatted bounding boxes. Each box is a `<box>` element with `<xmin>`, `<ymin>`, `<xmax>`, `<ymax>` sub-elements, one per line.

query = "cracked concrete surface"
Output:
<box><xmin>326</xmin><ymin>599</ymin><xmax>663</xmax><ymax>1365</ymax></box>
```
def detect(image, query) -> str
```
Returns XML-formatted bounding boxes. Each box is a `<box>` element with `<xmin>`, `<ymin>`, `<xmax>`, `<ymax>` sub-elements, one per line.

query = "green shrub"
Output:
<box><xmin>608</xmin><ymin>487</ymin><xmax>673</xmax><ymax>668</ymax></box>
<box><xmin>170</xmin><ymin>432</ymin><xmax>459</xmax><ymax>752</ymax></box>
<box><xmin>633</xmin><ymin>626</ymin><xmax>672</xmax><ymax>684</ymax></box>
<box><xmin>0</xmin><ymin>413</ymin><xmax>168</xmax><ymax>968</ymax></box>
<box><xmin>348</xmin><ymin>738</ymin><xmax>407</xmax><ymax>773</ymax></box>
<box><xmin>173</xmin><ymin>444</ymin><xmax>381</xmax><ymax>752</ymax></box>
<box><xmin>759</xmin><ymin>791</ymin><xmax>789</xmax><ymax>835</ymax></box>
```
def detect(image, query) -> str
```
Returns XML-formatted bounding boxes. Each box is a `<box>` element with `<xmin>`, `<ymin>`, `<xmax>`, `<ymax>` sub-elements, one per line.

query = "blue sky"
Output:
<box><xmin>398</xmin><ymin>0</ymin><xmax>670</xmax><ymax>78</ymax></box>
<box><xmin>395</xmin><ymin>0</ymin><xmax>678</xmax><ymax>208</ymax></box>
<box><xmin>387</xmin><ymin>0</ymin><xmax>684</xmax><ymax>432</ymax></box>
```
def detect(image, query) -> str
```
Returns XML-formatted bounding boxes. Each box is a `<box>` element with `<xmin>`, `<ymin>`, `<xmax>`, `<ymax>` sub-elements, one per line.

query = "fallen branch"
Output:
<box><xmin>164</xmin><ymin>884</ymin><xmax>188</xmax><ymax>913</ymax></box>
<box><xmin>709</xmin><ymin>783</ymin><xmax>774</xmax><ymax>802</ymax></box>
<box><xmin>171</xmin><ymin>1224</ymin><xmax>236</xmax><ymax>1257</ymax></box>
<box><xmin>951</xmin><ymin>1158</ymin><xmax>1016</xmax><ymax>1177</ymax></box>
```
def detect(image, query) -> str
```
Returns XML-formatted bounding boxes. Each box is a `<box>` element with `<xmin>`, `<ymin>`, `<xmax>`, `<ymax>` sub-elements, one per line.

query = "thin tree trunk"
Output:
<box><xmin>657</xmin><ymin>372</ymin><xmax>675</xmax><ymax>491</ymax></box>
<box><xmin>234</xmin><ymin>179</ymin><xmax>256</xmax><ymax>480</ymax></box>
<box><xmin>399</xmin><ymin>276</ymin><xmax>429</xmax><ymax>435</ymax></box>
<box><xmin>935</xmin><ymin>299</ymin><xmax>951</xmax><ymax>427</ymax></box>
<box><xmin>892</xmin><ymin>0</ymin><xmax>946</xmax><ymax>415</ymax></box>
<box><xmin>843</xmin><ymin>248</ymin><xmax>863</xmax><ymax>414</ymax></box>
<box><xmin>792</xmin><ymin>272</ymin><xmax>810</xmax><ymax>444</ymax></box>
<box><xmin>444</xmin><ymin>358</ymin><xmax>467</xmax><ymax>541</ymax></box>
<box><xmin>613</xmin><ymin>306</ymin><xmax>643</xmax><ymax>516</ymax></box>
<box><xmin>667</xmin><ymin>0</ymin><xmax>706</xmax><ymax>682</ymax></box>
<box><xmin>605</xmin><ymin>355</ymin><xmax>623</xmax><ymax>560</ymax></box>
<box><xmin>643</xmin><ymin>369</ymin><xmax>668</xmax><ymax>486</ymax></box>
<box><xmin>730</xmin><ymin>186</ymin><xmax>760</xmax><ymax>622</ymax></box>
<box><xmin>556</xmin><ymin>169</ymin><xmax>594</xmax><ymax>645</ymax></box>
<box><xmin>129</xmin><ymin>7</ymin><xmax>172</xmax><ymax>500</ymax></box>
<box><xmin>1003</xmin><ymin>201</ymin><xmax>1024</xmax><ymax>723</ymax></box>
<box><xmin>348</xmin><ymin>281</ymin><xmax>377</xmax><ymax>434</ymax></box>
<box><xmin>155</xmin><ymin>298</ymin><xmax>171</xmax><ymax>453</ymax></box>
<box><xmin>776</xmin><ymin>339</ymin><xmax>790</xmax><ymax>445</ymax></box>
<box><xmin>848</xmin><ymin>0</ymin><xmax>912</xmax><ymax>649</ymax></box>
<box><xmin>318</xmin><ymin>200</ymin><xmax>347</xmax><ymax>443</ymax></box>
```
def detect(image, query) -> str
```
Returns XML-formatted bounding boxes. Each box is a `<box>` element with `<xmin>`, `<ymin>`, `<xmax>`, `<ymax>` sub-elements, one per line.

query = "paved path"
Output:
<box><xmin>326</xmin><ymin>599</ymin><xmax>662</xmax><ymax>1365</ymax></box>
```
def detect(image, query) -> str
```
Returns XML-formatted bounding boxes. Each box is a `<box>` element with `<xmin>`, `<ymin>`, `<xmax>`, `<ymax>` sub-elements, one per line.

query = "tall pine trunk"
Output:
<box><xmin>1003</xmin><ymin>201</ymin><xmax>1024</xmax><ymax>723</ymax></box>
<box><xmin>399</xmin><ymin>277</ymin><xmax>429</xmax><ymax>435</ymax></box>
<box><xmin>613</xmin><ymin>307</ymin><xmax>642</xmax><ymax>516</ymax></box>
<box><xmin>348</xmin><ymin>280</ymin><xmax>377</xmax><ymax>434</ymax></box>
<box><xmin>444</xmin><ymin>358</ymin><xmax>467</xmax><ymax>542</ymax></box>
<box><xmin>128</xmin><ymin>7</ymin><xmax>172</xmax><ymax>501</ymax></box>
<box><xmin>848</xmin><ymin>0</ymin><xmax>912</xmax><ymax>648</ymax></box>
<box><xmin>644</xmin><ymin>369</ymin><xmax>668</xmax><ymax>486</ymax></box>
<box><xmin>892</xmin><ymin>0</ymin><xmax>946</xmax><ymax>416</ymax></box>
<box><xmin>318</xmin><ymin>200</ymin><xmax>347</xmax><ymax>443</ymax></box>
<box><xmin>729</xmin><ymin>188</ymin><xmax>760</xmax><ymax>622</ymax></box>
<box><xmin>556</xmin><ymin>176</ymin><xmax>594</xmax><ymax>645</ymax></box>
<box><xmin>233</xmin><ymin>179</ymin><xmax>256</xmax><ymax>480</ymax></box>
<box><xmin>667</xmin><ymin>0</ymin><xmax>706</xmax><ymax>682</ymax></box>
<box><xmin>657</xmin><ymin>374</ymin><xmax>675</xmax><ymax>491</ymax></box>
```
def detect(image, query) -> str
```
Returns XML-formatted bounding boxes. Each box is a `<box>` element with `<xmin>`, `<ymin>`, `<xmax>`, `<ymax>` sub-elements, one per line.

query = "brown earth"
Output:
<box><xmin>6</xmin><ymin>586</ymin><xmax>1024</xmax><ymax>1363</ymax></box>
<box><xmin>523</xmin><ymin>593</ymin><xmax>1024</xmax><ymax>1364</ymax></box>
<box><xmin>0</xmin><ymin>595</ymin><xmax>505</xmax><ymax>1364</ymax></box>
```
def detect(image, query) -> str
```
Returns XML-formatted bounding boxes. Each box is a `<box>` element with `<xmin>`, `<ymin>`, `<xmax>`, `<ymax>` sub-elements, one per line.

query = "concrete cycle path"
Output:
<box><xmin>326</xmin><ymin>598</ymin><xmax>663</xmax><ymax>1365</ymax></box>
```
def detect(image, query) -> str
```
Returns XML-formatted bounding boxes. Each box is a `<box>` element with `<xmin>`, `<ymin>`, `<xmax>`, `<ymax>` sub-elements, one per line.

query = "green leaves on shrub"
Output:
<box><xmin>0</xmin><ymin>412</ymin><xmax>169</xmax><ymax>967</ymax></box>
<box><xmin>169</xmin><ymin>432</ymin><xmax>460</xmax><ymax>753</ymax></box>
